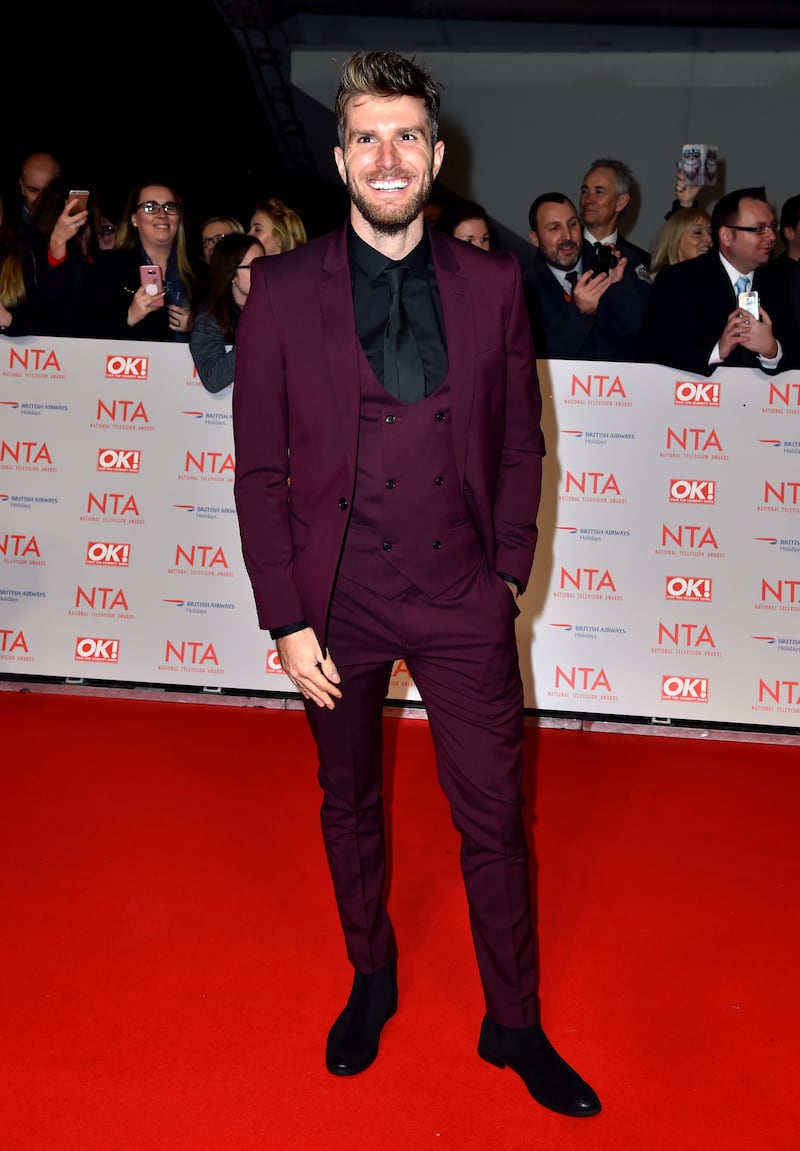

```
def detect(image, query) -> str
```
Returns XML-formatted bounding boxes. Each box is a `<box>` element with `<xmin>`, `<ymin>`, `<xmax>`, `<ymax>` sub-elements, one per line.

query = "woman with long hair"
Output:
<box><xmin>649</xmin><ymin>207</ymin><xmax>712</xmax><ymax>277</ymax></box>
<box><xmin>189</xmin><ymin>232</ymin><xmax>265</xmax><ymax>392</ymax></box>
<box><xmin>248</xmin><ymin>198</ymin><xmax>306</xmax><ymax>254</ymax></box>
<box><xmin>80</xmin><ymin>179</ymin><xmax>197</xmax><ymax>341</ymax></box>
<box><xmin>0</xmin><ymin>195</ymin><xmax>30</xmax><ymax>335</ymax></box>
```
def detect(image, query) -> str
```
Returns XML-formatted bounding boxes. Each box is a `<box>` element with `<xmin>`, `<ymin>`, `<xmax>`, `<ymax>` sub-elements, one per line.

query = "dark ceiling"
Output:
<box><xmin>263</xmin><ymin>0</ymin><xmax>800</xmax><ymax>30</ymax></box>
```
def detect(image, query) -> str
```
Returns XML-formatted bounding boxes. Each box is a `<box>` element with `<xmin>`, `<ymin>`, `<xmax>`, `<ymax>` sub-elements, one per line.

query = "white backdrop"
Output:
<box><xmin>1</xmin><ymin>336</ymin><xmax>798</xmax><ymax>727</ymax></box>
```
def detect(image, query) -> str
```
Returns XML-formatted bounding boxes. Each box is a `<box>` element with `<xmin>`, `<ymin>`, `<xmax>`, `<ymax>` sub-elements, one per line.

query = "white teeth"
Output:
<box><xmin>370</xmin><ymin>179</ymin><xmax>409</xmax><ymax>191</ymax></box>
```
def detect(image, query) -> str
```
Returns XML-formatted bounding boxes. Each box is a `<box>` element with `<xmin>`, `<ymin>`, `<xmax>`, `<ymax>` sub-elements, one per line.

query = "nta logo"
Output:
<box><xmin>7</xmin><ymin>347</ymin><xmax>61</xmax><ymax>372</ymax></box>
<box><xmin>265</xmin><ymin>649</ymin><xmax>284</xmax><ymax>674</ymax></box>
<box><xmin>105</xmin><ymin>355</ymin><xmax>148</xmax><ymax>380</ymax></box>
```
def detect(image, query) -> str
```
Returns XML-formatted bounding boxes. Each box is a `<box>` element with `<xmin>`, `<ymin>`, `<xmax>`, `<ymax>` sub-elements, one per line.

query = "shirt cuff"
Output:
<box><xmin>497</xmin><ymin>571</ymin><xmax>522</xmax><ymax>596</ymax></box>
<box><xmin>269</xmin><ymin>619</ymin><xmax>309</xmax><ymax>640</ymax></box>
<box><xmin>758</xmin><ymin>340</ymin><xmax>782</xmax><ymax>368</ymax></box>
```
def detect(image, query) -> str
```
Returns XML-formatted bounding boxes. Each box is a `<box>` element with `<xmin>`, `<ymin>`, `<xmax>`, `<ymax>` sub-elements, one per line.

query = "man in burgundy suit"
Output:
<box><xmin>232</xmin><ymin>50</ymin><xmax>600</xmax><ymax>1118</ymax></box>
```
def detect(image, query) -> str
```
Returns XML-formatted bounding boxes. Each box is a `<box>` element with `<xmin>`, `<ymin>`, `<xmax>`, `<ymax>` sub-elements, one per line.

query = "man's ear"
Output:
<box><xmin>616</xmin><ymin>192</ymin><xmax>631</xmax><ymax>216</ymax></box>
<box><xmin>432</xmin><ymin>139</ymin><xmax>445</xmax><ymax>181</ymax></box>
<box><xmin>333</xmin><ymin>147</ymin><xmax>347</xmax><ymax>186</ymax></box>
<box><xmin>529</xmin><ymin>230</ymin><xmax>541</xmax><ymax>250</ymax></box>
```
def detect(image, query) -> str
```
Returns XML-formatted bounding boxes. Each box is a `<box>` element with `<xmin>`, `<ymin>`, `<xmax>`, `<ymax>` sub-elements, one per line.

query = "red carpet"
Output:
<box><xmin>1</xmin><ymin>690</ymin><xmax>798</xmax><ymax>1150</ymax></box>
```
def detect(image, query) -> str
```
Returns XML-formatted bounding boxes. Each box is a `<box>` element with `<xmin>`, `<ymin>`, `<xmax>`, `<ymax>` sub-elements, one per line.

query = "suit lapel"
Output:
<box><xmin>430</xmin><ymin>230</ymin><xmax>475</xmax><ymax>481</ymax></box>
<box><xmin>318</xmin><ymin>225</ymin><xmax>361</xmax><ymax>469</ymax></box>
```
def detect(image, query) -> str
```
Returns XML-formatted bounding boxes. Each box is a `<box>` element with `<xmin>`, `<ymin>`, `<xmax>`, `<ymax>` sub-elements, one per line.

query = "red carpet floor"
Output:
<box><xmin>1</xmin><ymin>690</ymin><xmax>798</xmax><ymax>1150</ymax></box>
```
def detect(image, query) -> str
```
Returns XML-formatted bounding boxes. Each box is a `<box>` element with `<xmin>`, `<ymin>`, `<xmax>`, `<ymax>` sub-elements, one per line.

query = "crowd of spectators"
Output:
<box><xmin>2</xmin><ymin>150</ymin><xmax>798</xmax><ymax>387</ymax></box>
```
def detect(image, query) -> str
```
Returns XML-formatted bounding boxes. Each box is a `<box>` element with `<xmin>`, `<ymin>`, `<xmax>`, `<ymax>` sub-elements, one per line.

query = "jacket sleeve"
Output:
<box><xmin>232</xmin><ymin>260</ymin><xmax>305</xmax><ymax>631</ymax></box>
<box><xmin>189</xmin><ymin>309</ymin><xmax>235</xmax><ymax>393</ymax></box>
<box><xmin>493</xmin><ymin>255</ymin><xmax>545</xmax><ymax>592</ymax></box>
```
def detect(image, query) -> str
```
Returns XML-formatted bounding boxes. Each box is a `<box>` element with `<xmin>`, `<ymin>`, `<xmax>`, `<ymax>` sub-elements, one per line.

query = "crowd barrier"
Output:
<box><xmin>1</xmin><ymin>336</ymin><xmax>799</xmax><ymax>729</ymax></box>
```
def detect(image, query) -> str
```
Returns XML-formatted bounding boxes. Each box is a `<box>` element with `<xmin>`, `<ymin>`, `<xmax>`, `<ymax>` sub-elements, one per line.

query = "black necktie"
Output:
<box><xmin>383</xmin><ymin>265</ymin><xmax>426</xmax><ymax>402</ymax></box>
<box><xmin>565</xmin><ymin>270</ymin><xmax>579</xmax><ymax>297</ymax></box>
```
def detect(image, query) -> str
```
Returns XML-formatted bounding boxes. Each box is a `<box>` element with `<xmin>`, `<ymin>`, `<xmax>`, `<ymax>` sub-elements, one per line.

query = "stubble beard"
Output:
<box><xmin>346</xmin><ymin>164</ymin><xmax>434</xmax><ymax>236</ymax></box>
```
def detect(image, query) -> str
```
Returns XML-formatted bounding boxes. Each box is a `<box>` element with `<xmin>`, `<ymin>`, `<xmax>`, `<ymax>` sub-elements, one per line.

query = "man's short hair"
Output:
<box><xmin>528</xmin><ymin>192</ymin><xmax>576</xmax><ymax>233</ymax></box>
<box><xmin>711</xmin><ymin>187</ymin><xmax>768</xmax><ymax>245</ymax></box>
<box><xmin>585</xmin><ymin>158</ymin><xmax>634</xmax><ymax>199</ymax></box>
<box><xmin>335</xmin><ymin>51</ymin><xmax>441</xmax><ymax>148</ymax></box>
<box><xmin>779</xmin><ymin>193</ymin><xmax>800</xmax><ymax>236</ymax></box>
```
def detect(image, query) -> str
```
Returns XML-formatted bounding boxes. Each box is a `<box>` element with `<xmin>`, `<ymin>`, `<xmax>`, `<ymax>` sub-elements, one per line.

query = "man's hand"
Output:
<box><xmin>719</xmin><ymin>304</ymin><xmax>779</xmax><ymax>361</ymax></box>
<box><xmin>503</xmin><ymin>579</ymin><xmax>519</xmax><ymax>600</ymax></box>
<box><xmin>606</xmin><ymin>248</ymin><xmax>628</xmax><ymax>285</ymax></box>
<box><xmin>739</xmin><ymin>303</ymin><xmax>779</xmax><ymax>359</ymax></box>
<box><xmin>572</xmin><ymin>267</ymin><xmax>615</xmax><ymax>314</ymax></box>
<box><xmin>276</xmin><ymin>627</ymin><xmax>342</xmax><ymax>710</ymax></box>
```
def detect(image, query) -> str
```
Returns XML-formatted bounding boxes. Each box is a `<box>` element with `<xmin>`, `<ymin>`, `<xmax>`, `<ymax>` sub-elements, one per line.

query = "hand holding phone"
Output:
<box><xmin>67</xmin><ymin>190</ymin><xmax>90</xmax><ymax>216</ymax></box>
<box><xmin>139</xmin><ymin>264</ymin><xmax>164</xmax><ymax>306</ymax></box>
<box><xmin>738</xmin><ymin>290</ymin><xmax>760</xmax><ymax>320</ymax></box>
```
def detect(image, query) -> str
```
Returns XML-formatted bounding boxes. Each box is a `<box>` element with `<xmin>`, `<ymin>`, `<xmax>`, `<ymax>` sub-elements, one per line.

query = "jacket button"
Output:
<box><xmin>434</xmin><ymin>476</ymin><xmax>444</xmax><ymax>486</ymax></box>
<box><xmin>385</xmin><ymin>479</ymin><xmax>396</xmax><ymax>489</ymax></box>
<box><xmin>432</xmin><ymin>539</ymin><xmax>442</xmax><ymax>549</ymax></box>
<box><xmin>338</xmin><ymin>497</ymin><xmax>349</xmax><ymax>510</ymax></box>
<box><xmin>382</xmin><ymin>540</ymin><xmax>392</xmax><ymax>552</ymax></box>
<box><xmin>435</xmin><ymin>410</ymin><xmax>446</xmax><ymax>422</ymax></box>
<box><xmin>385</xmin><ymin>414</ymin><xmax>396</xmax><ymax>424</ymax></box>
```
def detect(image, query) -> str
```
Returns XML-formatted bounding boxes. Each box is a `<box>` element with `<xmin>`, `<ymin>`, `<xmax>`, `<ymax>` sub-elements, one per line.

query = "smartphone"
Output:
<box><xmin>139</xmin><ymin>264</ymin><xmax>164</xmax><ymax>305</ymax></box>
<box><xmin>589</xmin><ymin>242</ymin><xmax>618</xmax><ymax>278</ymax></box>
<box><xmin>738</xmin><ymin>290</ymin><xmax>760</xmax><ymax>319</ymax></box>
<box><xmin>67</xmin><ymin>190</ymin><xmax>90</xmax><ymax>216</ymax></box>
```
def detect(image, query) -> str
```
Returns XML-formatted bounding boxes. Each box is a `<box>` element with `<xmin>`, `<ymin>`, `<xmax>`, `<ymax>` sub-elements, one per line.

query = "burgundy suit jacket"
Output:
<box><xmin>232</xmin><ymin>223</ymin><xmax>545</xmax><ymax>645</ymax></box>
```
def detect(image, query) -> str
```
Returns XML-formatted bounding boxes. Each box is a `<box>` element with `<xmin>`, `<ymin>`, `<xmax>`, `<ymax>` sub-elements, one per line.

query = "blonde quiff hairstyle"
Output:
<box><xmin>335</xmin><ymin>51</ymin><xmax>442</xmax><ymax>148</ymax></box>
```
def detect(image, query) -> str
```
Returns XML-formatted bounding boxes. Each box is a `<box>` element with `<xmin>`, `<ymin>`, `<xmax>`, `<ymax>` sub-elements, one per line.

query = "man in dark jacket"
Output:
<box><xmin>523</xmin><ymin>192</ymin><xmax>651</xmax><ymax>361</ymax></box>
<box><xmin>638</xmin><ymin>187</ymin><xmax>786</xmax><ymax>376</ymax></box>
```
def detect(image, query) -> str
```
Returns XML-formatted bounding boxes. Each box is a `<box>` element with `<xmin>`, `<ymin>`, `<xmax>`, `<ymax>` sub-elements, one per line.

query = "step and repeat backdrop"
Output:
<box><xmin>1</xmin><ymin>336</ymin><xmax>798</xmax><ymax>728</ymax></box>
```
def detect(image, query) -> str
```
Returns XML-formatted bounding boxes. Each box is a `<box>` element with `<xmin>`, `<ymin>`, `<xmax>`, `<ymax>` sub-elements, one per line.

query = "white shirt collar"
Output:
<box><xmin>719</xmin><ymin>252</ymin><xmax>753</xmax><ymax>290</ymax></box>
<box><xmin>584</xmin><ymin>226</ymin><xmax>618</xmax><ymax>247</ymax></box>
<box><xmin>547</xmin><ymin>259</ymin><xmax>584</xmax><ymax>292</ymax></box>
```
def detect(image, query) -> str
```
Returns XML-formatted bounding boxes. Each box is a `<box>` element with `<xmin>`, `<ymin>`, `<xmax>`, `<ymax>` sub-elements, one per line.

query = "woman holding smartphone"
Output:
<box><xmin>80</xmin><ymin>181</ymin><xmax>197</xmax><ymax>341</ymax></box>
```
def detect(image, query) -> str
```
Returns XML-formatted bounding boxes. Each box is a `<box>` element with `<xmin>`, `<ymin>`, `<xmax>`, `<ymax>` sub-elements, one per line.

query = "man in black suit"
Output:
<box><xmin>758</xmin><ymin>193</ymin><xmax>800</xmax><ymax>369</ymax></box>
<box><xmin>579</xmin><ymin>158</ymin><xmax>652</xmax><ymax>276</ymax></box>
<box><xmin>638</xmin><ymin>187</ymin><xmax>784</xmax><ymax>376</ymax></box>
<box><xmin>523</xmin><ymin>192</ymin><xmax>651</xmax><ymax>361</ymax></box>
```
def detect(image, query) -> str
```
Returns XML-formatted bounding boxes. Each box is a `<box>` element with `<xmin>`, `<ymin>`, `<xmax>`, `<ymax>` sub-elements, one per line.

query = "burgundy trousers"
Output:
<box><xmin>304</xmin><ymin>559</ymin><xmax>539</xmax><ymax>1028</ymax></box>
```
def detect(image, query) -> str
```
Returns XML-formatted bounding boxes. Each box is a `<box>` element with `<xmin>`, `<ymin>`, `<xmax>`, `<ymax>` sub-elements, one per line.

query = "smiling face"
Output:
<box><xmin>718</xmin><ymin>197</ymin><xmax>777</xmax><ymax>274</ymax></box>
<box><xmin>334</xmin><ymin>93</ymin><xmax>444</xmax><ymax>241</ymax></box>
<box><xmin>530</xmin><ymin>200</ymin><xmax>582</xmax><ymax>270</ymax></box>
<box><xmin>579</xmin><ymin>166</ymin><xmax>629</xmax><ymax>237</ymax></box>
<box><xmin>677</xmin><ymin>215</ymin><xmax>713</xmax><ymax>261</ymax></box>
<box><xmin>132</xmin><ymin>184</ymin><xmax>180</xmax><ymax>254</ymax></box>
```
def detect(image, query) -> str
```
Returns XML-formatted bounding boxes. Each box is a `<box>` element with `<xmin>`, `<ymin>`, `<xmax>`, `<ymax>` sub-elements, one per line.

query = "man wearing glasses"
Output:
<box><xmin>639</xmin><ymin>187</ymin><xmax>786</xmax><ymax>375</ymax></box>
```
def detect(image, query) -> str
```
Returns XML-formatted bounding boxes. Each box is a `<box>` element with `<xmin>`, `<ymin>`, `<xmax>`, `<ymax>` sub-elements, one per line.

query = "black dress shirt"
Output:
<box><xmin>348</xmin><ymin>223</ymin><xmax>448</xmax><ymax>396</ymax></box>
